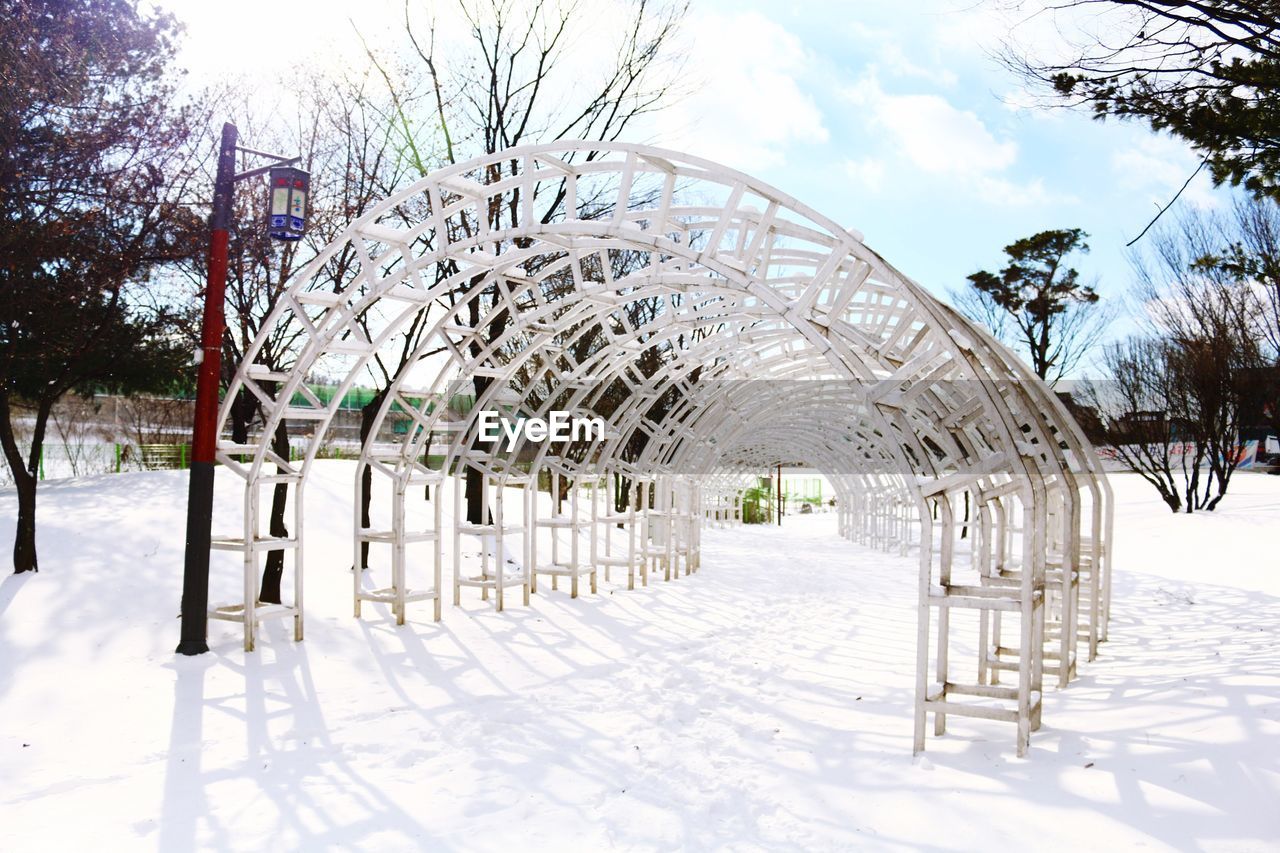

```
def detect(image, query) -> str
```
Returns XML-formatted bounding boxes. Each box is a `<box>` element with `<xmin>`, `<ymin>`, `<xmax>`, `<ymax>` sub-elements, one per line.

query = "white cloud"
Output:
<box><xmin>876</xmin><ymin>92</ymin><xmax>1016</xmax><ymax>175</ymax></box>
<box><xmin>653</xmin><ymin>11</ymin><xmax>828</xmax><ymax>171</ymax></box>
<box><xmin>974</xmin><ymin>175</ymin><xmax>1071</xmax><ymax>207</ymax></box>
<box><xmin>872</xmin><ymin>42</ymin><xmax>959</xmax><ymax>88</ymax></box>
<box><xmin>844</xmin><ymin>157</ymin><xmax>887</xmax><ymax>192</ymax></box>
<box><xmin>1111</xmin><ymin>136</ymin><xmax>1221</xmax><ymax>209</ymax></box>
<box><xmin>843</xmin><ymin>75</ymin><xmax>1072</xmax><ymax>207</ymax></box>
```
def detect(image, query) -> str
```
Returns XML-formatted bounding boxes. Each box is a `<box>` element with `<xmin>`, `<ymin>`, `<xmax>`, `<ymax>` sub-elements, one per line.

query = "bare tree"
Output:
<box><xmin>1085</xmin><ymin>339</ymin><xmax>1183</xmax><ymax>510</ymax></box>
<box><xmin>48</xmin><ymin>396</ymin><xmax>113</xmax><ymax>478</ymax></box>
<box><xmin>347</xmin><ymin>0</ymin><xmax>688</xmax><ymax>524</ymax></box>
<box><xmin>116</xmin><ymin>395</ymin><xmax>192</xmax><ymax>447</ymax></box>
<box><xmin>1196</xmin><ymin>197</ymin><xmax>1280</xmax><ymax>439</ymax></box>
<box><xmin>950</xmin><ymin>285</ymin><xmax>1011</xmax><ymax>346</ymax></box>
<box><xmin>1102</xmin><ymin>209</ymin><xmax>1270</xmax><ymax>511</ymax></box>
<box><xmin>1227</xmin><ymin>197</ymin><xmax>1280</xmax><ymax>355</ymax></box>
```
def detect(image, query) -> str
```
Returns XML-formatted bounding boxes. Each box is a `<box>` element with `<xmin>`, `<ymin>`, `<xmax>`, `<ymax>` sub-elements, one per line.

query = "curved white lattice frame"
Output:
<box><xmin>210</xmin><ymin>141</ymin><xmax>1113</xmax><ymax>757</ymax></box>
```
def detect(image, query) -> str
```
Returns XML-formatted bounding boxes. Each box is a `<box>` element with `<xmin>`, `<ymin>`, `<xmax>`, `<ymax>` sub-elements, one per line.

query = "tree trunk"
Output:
<box><xmin>258</xmin><ymin>419</ymin><xmax>291</xmax><ymax>603</ymax></box>
<box><xmin>1184</xmin><ymin>445</ymin><xmax>1206</xmax><ymax>513</ymax></box>
<box><xmin>614</xmin><ymin>471</ymin><xmax>631</xmax><ymax>527</ymax></box>
<box><xmin>357</xmin><ymin>389</ymin><xmax>389</xmax><ymax>569</ymax></box>
<box><xmin>229</xmin><ymin>387</ymin><xmax>254</xmax><ymax>445</ymax></box>
<box><xmin>0</xmin><ymin>393</ymin><xmax>53</xmax><ymax>573</ymax></box>
<box><xmin>466</xmin><ymin>280</ymin><xmax>494</xmax><ymax>526</ymax></box>
<box><xmin>11</xmin><ymin>470</ymin><xmax>37</xmax><ymax>573</ymax></box>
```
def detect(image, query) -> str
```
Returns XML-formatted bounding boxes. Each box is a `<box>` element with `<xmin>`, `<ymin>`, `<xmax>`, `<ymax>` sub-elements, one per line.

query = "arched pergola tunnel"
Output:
<box><xmin>209</xmin><ymin>141</ymin><xmax>1114</xmax><ymax>756</ymax></box>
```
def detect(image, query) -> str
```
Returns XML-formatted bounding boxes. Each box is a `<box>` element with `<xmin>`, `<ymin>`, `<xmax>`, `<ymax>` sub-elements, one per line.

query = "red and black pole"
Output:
<box><xmin>176</xmin><ymin>122</ymin><xmax>237</xmax><ymax>656</ymax></box>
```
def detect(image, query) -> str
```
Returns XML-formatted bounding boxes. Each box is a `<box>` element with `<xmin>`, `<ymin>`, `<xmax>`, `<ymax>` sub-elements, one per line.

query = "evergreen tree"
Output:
<box><xmin>1010</xmin><ymin>1</ymin><xmax>1280</xmax><ymax>200</ymax></box>
<box><xmin>960</xmin><ymin>229</ymin><xmax>1104</xmax><ymax>383</ymax></box>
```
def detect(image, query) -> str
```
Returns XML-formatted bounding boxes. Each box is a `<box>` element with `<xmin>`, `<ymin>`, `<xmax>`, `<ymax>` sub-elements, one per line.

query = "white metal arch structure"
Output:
<box><xmin>211</xmin><ymin>141</ymin><xmax>1113</xmax><ymax>756</ymax></box>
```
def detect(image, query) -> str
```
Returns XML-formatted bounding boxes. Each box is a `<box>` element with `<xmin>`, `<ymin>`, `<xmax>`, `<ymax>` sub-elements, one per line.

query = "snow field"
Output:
<box><xmin>0</xmin><ymin>464</ymin><xmax>1277</xmax><ymax>850</ymax></box>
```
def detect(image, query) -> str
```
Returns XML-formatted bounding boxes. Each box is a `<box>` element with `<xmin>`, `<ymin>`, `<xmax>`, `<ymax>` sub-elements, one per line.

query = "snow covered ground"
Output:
<box><xmin>1</xmin><ymin>464</ymin><xmax>1277</xmax><ymax>851</ymax></box>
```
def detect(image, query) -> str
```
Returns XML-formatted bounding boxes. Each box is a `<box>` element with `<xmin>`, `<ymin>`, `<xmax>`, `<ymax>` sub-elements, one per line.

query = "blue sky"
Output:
<box><xmin>162</xmin><ymin>0</ymin><xmax>1234</xmax><ymax>353</ymax></box>
<box><xmin>659</xmin><ymin>0</ymin><xmax>1234</xmax><ymax>307</ymax></box>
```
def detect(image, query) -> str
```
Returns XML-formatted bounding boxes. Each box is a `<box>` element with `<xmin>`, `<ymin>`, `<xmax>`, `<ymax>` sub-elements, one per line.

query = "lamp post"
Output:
<box><xmin>176</xmin><ymin>122</ymin><xmax>305</xmax><ymax>656</ymax></box>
